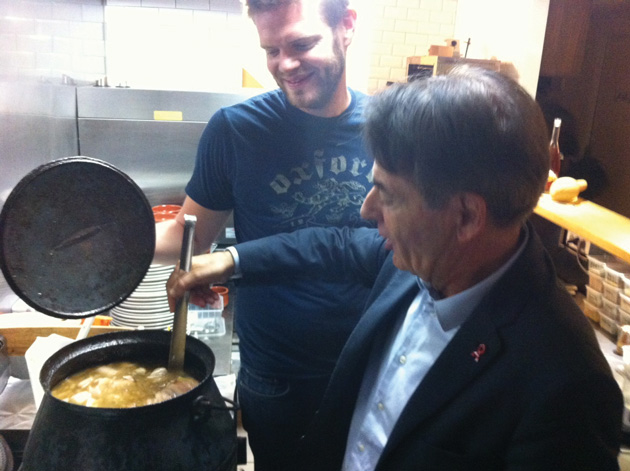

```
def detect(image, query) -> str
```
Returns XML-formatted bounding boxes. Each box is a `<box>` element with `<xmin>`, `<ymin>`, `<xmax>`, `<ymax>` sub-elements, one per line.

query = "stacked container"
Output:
<box><xmin>614</xmin><ymin>265</ymin><xmax>630</xmax><ymax>327</ymax></box>
<box><xmin>621</xmin><ymin>276</ymin><xmax>630</xmax><ymax>322</ymax></box>
<box><xmin>583</xmin><ymin>254</ymin><xmax>608</xmax><ymax>326</ymax></box>
<box><xmin>586</xmin><ymin>253</ymin><xmax>630</xmax><ymax>338</ymax></box>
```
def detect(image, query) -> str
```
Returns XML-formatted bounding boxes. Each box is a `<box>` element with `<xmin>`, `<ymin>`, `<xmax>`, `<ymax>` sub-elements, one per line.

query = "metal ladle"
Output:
<box><xmin>168</xmin><ymin>214</ymin><xmax>197</xmax><ymax>371</ymax></box>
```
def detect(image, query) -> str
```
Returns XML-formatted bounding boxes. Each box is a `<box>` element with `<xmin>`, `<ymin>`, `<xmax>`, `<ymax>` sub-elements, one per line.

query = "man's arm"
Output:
<box><xmin>166</xmin><ymin>226</ymin><xmax>386</xmax><ymax>311</ymax></box>
<box><xmin>166</xmin><ymin>249</ymin><xmax>235</xmax><ymax>312</ymax></box>
<box><xmin>235</xmin><ymin>226</ymin><xmax>385</xmax><ymax>283</ymax></box>
<box><xmin>153</xmin><ymin>196</ymin><xmax>232</xmax><ymax>266</ymax></box>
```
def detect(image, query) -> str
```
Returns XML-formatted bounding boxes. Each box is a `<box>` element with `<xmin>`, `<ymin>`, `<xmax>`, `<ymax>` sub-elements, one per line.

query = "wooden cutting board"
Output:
<box><xmin>2</xmin><ymin>326</ymin><xmax>133</xmax><ymax>356</ymax></box>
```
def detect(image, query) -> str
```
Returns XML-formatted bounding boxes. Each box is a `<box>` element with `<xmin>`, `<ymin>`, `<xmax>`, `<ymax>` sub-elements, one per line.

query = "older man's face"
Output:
<box><xmin>360</xmin><ymin>162</ymin><xmax>460</xmax><ymax>288</ymax></box>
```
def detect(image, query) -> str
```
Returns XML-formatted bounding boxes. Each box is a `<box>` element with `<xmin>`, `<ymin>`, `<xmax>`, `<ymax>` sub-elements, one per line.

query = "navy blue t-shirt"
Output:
<box><xmin>186</xmin><ymin>88</ymin><xmax>374</xmax><ymax>376</ymax></box>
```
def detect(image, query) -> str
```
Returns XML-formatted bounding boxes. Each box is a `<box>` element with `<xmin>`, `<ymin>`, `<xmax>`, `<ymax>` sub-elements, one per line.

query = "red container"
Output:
<box><xmin>211</xmin><ymin>286</ymin><xmax>229</xmax><ymax>307</ymax></box>
<box><xmin>152</xmin><ymin>205</ymin><xmax>182</xmax><ymax>222</ymax></box>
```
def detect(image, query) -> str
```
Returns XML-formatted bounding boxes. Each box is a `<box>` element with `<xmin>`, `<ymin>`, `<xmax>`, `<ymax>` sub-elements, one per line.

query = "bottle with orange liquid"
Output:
<box><xmin>546</xmin><ymin>118</ymin><xmax>563</xmax><ymax>191</ymax></box>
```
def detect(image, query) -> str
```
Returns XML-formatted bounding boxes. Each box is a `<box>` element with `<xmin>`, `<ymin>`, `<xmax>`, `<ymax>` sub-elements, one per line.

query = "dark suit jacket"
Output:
<box><xmin>236</xmin><ymin>224</ymin><xmax>623</xmax><ymax>470</ymax></box>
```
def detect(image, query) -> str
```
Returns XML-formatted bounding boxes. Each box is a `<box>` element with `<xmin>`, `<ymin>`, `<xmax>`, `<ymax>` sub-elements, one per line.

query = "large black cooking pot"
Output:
<box><xmin>20</xmin><ymin>330</ymin><xmax>237</xmax><ymax>471</ymax></box>
<box><xmin>0</xmin><ymin>157</ymin><xmax>237</xmax><ymax>470</ymax></box>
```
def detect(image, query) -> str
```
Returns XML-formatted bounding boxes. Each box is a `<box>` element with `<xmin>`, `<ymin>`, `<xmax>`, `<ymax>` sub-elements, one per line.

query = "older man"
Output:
<box><xmin>168</xmin><ymin>67</ymin><xmax>623</xmax><ymax>470</ymax></box>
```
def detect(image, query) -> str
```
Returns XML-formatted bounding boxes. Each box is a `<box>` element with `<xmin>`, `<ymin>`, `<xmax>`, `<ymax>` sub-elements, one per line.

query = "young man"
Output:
<box><xmin>154</xmin><ymin>1</ymin><xmax>373</xmax><ymax>469</ymax></box>
<box><xmin>168</xmin><ymin>67</ymin><xmax>623</xmax><ymax>470</ymax></box>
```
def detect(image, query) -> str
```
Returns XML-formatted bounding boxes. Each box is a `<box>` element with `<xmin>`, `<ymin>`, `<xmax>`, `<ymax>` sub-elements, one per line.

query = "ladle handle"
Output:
<box><xmin>168</xmin><ymin>214</ymin><xmax>197</xmax><ymax>371</ymax></box>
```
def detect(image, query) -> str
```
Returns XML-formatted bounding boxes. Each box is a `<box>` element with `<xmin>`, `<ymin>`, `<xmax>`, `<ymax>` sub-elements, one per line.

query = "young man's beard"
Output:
<box><xmin>280</xmin><ymin>41</ymin><xmax>346</xmax><ymax>113</ymax></box>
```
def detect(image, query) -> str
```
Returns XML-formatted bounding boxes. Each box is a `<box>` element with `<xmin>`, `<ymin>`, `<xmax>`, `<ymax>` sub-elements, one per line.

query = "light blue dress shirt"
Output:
<box><xmin>342</xmin><ymin>228</ymin><xmax>529</xmax><ymax>471</ymax></box>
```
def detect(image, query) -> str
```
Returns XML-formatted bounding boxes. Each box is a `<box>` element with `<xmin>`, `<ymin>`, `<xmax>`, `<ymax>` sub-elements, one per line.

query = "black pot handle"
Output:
<box><xmin>192</xmin><ymin>395</ymin><xmax>239</xmax><ymax>423</ymax></box>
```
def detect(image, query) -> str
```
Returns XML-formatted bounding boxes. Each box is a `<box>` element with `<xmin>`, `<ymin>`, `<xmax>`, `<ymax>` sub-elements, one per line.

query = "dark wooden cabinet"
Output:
<box><xmin>537</xmin><ymin>0</ymin><xmax>630</xmax><ymax>219</ymax></box>
<box><xmin>539</xmin><ymin>0</ymin><xmax>591</xmax><ymax>76</ymax></box>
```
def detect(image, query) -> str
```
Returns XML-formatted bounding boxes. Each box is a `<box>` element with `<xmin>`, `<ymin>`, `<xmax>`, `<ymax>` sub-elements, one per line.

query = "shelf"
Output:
<box><xmin>534</xmin><ymin>193</ymin><xmax>630</xmax><ymax>264</ymax></box>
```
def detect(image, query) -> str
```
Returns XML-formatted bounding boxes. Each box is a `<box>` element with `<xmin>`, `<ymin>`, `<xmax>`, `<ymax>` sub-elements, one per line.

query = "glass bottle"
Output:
<box><xmin>549</xmin><ymin>118</ymin><xmax>563</xmax><ymax>178</ymax></box>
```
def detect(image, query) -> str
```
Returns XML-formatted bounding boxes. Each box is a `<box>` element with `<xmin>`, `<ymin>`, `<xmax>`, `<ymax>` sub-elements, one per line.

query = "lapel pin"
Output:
<box><xmin>471</xmin><ymin>344</ymin><xmax>486</xmax><ymax>362</ymax></box>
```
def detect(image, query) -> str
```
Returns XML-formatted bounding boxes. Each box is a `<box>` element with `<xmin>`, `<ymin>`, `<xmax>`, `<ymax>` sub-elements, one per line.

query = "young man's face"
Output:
<box><xmin>253</xmin><ymin>1</ymin><xmax>355</xmax><ymax>117</ymax></box>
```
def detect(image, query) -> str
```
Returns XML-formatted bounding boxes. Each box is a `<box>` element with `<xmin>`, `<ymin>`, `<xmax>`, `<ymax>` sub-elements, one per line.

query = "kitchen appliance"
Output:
<box><xmin>0</xmin><ymin>157</ymin><xmax>237</xmax><ymax>470</ymax></box>
<box><xmin>406</xmin><ymin>56</ymin><xmax>501</xmax><ymax>82</ymax></box>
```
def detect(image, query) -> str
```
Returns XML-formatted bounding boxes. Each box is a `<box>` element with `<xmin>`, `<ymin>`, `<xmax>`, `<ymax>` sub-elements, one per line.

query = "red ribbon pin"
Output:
<box><xmin>471</xmin><ymin>344</ymin><xmax>486</xmax><ymax>362</ymax></box>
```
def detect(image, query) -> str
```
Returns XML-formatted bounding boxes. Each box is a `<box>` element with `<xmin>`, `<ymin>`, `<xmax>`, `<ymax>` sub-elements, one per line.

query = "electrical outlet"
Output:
<box><xmin>564</xmin><ymin>230</ymin><xmax>591</xmax><ymax>256</ymax></box>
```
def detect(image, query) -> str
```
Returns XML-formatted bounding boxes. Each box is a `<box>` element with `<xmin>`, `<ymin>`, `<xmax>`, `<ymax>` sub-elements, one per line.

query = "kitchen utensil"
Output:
<box><xmin>0</xmin><ymin>158</ymin><xmax>238</xmax><ymax>470</ymax></box>
<box><xmin>20</xmin><ymin>331</ymin><xmax>237</xmax><ymax>471</ymax></box>
<box><xmin>75</xmin><ymin>316</ymin><xmax>95</xmax><ymax>340</ymax></box>
<box><xmin>169</xmin><ymin>214</ymin><xmax>196</xmax><ymax>371</ymax></box>
<box><xmin>0</xmin><ymin>156</ymin><xmax>155</xmax><ymax>318</ymax></box>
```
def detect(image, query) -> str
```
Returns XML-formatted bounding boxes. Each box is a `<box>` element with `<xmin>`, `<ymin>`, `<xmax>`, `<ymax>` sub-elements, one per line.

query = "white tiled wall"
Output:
<box><xmin>105</xmin><ymin>0</ymin><xmax>241</xmax><ymax>12</ymax></box>
<box><xmin>103</xmin><ymin>5</ymin><xmax>249</xmax><ymax>91</ymax></box>
<box><xmin>0</xmin><ymin>0</ymin><xmax>458</xmax><ymax>94</ymax></box>
<box><xmin>367</xmin><ymin>0</ymin><xmax>458</xmax><ymax>92</ymax></box>
<box><xmin>0</xmin><ymin>0</ymin><xmax>106</xmax><ymax>83</ymax></box>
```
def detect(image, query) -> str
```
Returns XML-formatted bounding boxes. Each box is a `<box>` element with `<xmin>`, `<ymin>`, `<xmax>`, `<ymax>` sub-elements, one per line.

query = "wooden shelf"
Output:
<box><xmin>534</xmin><ymin>193</ymin><xmax>630</xmax><ymax>264</ymax></box>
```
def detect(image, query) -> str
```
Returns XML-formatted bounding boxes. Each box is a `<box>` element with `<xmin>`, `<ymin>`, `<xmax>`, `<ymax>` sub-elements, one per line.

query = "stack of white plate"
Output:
<box><xmin>110</xmin><ymin>264</ymin><xmax>174</xmax><ymax>330</ymax></box>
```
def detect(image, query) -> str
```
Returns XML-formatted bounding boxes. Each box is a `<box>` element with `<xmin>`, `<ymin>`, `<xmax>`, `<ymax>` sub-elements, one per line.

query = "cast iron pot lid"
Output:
<box><xmin>0</xmin><ymin>156</ymin><xmax>156</xmax><ymax>319</ymax></box>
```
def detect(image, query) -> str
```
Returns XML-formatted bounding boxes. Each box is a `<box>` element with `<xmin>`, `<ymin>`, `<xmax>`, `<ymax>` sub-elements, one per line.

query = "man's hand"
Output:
<box><xmin>166</xmin><ymin>250</ymin><xmax>236</xmax><ymax>313</ymax></box>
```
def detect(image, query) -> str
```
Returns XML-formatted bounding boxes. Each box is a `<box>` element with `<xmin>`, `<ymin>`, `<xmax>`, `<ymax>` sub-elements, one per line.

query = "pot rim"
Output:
<box><xmin>40</xmin><ymin>330</ymin><xmax>216</xmax><ymax>413</ymax></box>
